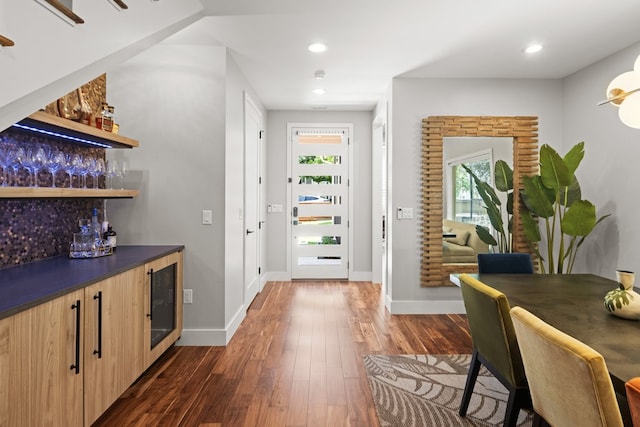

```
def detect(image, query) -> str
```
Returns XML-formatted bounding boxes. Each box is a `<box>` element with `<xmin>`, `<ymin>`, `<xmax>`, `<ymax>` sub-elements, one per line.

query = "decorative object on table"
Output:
<box><xmin>598</xmin><ymin>53</ymin><xmax>640</xmax><ymax>129</ymax></box>
<box><xmin>520</xmin><ymin>142</ymin><xmax>610</xmax><ymax>274</ymax></box>
<box><xmin>364</xmin><ymin>354</ymin><xmax>533</xmax><ymax>427</ymax></box>
<box><xmin>604</xmin><ymin>270</ymin><xmax>640</xmax><ymax>320</ymax></box>
<box><xmin>462</xmin><ymin>160</ymin><xmax>514</xmax><ymax>253</ymax></box>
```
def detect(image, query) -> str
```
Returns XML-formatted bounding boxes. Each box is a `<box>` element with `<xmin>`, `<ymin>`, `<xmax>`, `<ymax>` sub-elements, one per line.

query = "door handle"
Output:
<box><xmin>246</xmin><ymin>229</ymin><xmax>255</xmax><ymax>235</ymax></box>
<box><xmin>293</xmin><ymin>207</ymin><xmax>298</xmax><ymax>217</ymax></box>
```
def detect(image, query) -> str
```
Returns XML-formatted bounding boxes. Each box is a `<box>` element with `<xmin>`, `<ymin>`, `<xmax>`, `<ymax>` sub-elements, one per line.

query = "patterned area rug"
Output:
<box><xmin>364</xmin><ymin>354</ymin><xmax>533</xmax><ymax>427</ymax></box>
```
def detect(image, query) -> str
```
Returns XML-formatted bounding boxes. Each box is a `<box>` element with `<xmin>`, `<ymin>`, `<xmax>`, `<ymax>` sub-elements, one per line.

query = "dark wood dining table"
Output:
<box><xmin>465</xmin><ymin>273</ymin><xmax>639</xmax><ymax>425</ymax></box>
<box><xmin>471</xmin><ymin>273</ymin><xmax>640</xmax><ymax>394</ymax></box>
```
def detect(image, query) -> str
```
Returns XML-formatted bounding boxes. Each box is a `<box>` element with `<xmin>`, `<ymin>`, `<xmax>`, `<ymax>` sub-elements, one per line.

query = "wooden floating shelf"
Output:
<box><xmin>13</xmin><ymin>111</ymin><xmax>138</xmax><ymax>149</ymax></box>
<box><xmin>0</xmin><ymin>187</ymin><xmax>138</xmax><ymax>199</ymax></box>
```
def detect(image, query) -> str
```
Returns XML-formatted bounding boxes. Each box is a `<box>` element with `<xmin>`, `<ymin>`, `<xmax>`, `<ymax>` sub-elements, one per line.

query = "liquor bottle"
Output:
<box><xmin>104</xmin><ymin>226</ymin><xmax>117</xmax><ymax>251</ymax></box>
<box><xmin>105</xmin><ymin>105</ymin><xmax>117</xmax><ymax>133</ymax></box>
<box><xmin>96</xmin><ymin>103</ymin><xmax>108</xmax><ymax>130</ymax></box>
<box><xmin>102</xmin><ymin>104</ymin><xmax>114</xmax><ymax>132</ymax></box>
<box><xmin>90</xmin><ymin>208</ymin><xmax>102</xmax><ymax>248</ymax></box>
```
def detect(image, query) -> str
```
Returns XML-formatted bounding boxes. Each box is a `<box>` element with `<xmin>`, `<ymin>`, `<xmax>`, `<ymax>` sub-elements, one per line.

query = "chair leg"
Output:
<box><xmin>459</xmin><ymin>349</ymin><xmax>481</xmax><ymax>417</ymax></box>
<box><xmin>503</xmin><ymin>387</ymin><xmax>529</xmax><ymax>427</ymax></box>
<box><xmin>532</xmin><ymin>412</ymin><xmax>549</xmax><ymax>427</ymax></box>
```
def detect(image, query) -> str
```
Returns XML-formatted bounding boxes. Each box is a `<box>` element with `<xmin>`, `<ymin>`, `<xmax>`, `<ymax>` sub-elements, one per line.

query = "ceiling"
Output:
<box><xmin>196</xmin><ymin>0</ymin><xmax>640</xmax><ymax>111</ymax></box>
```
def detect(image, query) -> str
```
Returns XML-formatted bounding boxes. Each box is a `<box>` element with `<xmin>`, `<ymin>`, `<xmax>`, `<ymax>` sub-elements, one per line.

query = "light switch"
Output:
<box><xmin>202</xmin><ymin>210</ymin><xmax>212</xmax><ymax>225</ymax></box>
<box><xmin>396</xmin><ymin>207</ymin><xmax>414</xmax><ymax>220</ymax></box>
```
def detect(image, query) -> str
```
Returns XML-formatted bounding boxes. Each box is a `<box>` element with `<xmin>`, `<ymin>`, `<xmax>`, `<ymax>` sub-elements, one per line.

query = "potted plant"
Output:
<box><xmin>520</xmin><ymin>142</ymin><xmax>609</xmax><ymax>274</ymax></box>
<box><xmin>462</xmin><ymin>160</ymin><xmax>514</xmax><ymax>253</ymax></box>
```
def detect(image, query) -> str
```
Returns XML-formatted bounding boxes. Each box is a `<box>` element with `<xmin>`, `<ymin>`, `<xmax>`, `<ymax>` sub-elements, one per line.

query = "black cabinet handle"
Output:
<box><xmin>93</xmin><ymin>292</ymin><xmax>102</xmax><ymax>359</ymax></box>
<box><xmin>147</xmin><ymin>269</ymin><xmax>153</xmax><ymax>320</ymax></box>
<box><xmin>70</xmin><ymin>300</ymin><xmax>81</xmax><ymax>374</ymax></box>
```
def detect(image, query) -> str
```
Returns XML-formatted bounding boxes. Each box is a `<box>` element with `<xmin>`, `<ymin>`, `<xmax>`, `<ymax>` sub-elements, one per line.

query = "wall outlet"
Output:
<box><xmin>183</xmin><ymin>289</ymin><xmax>193</xmax><ymax>304</ymax></box>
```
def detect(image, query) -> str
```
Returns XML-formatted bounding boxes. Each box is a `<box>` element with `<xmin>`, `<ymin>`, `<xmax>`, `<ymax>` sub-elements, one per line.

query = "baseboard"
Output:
<box><xmin>349</xmin><ymin>271</ymin><xmax>372</xmax><ymax>281</ymax></box>
<box><xmin>388</xmin><ymin>299</ymin><xmax>466</xmax><ymax>315</ymax></box>
<box><xmin>264</xmin><ymin>271</ymin><xmax>290</xmax><ymax>281</ymax></box>
<box><xmin>263</xmin><ymin>271</ymin><xmax>373</xmax><ymax>282</ymax></box>
<box><xmin>176</xmin><ymin>304</ymin><xmax>246</xmax><ymax>346</ymax></box>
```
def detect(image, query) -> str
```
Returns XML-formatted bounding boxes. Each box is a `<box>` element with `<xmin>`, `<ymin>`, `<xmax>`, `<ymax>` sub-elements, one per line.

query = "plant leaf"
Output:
<box><xmin>558</xmin><ymin>176</ymin><xmax>582</xmax><ymax>207</ymax></box>
<box><xmin>561</xmin><ymin>200</ymin><xmax>596</xmax><ymax>236</ymax></box>
<box><xmin>494</xmin><ymin>160</ymin><xmax>513</xmax><ymax>192</ymax></box>
<box><xmin>521</xmin><ymin>175</ymin><xmax>555</xmax><ymax>218</ymax></box>
<box><xmin>506</xmin><ymin>191</ymin><xmax>513</xmax><ymax>215</ymax></box>
<box><xmin>476</xmin><ymin>225</ymin><xmax>498</xmax><ymax>246</ymax></box>
<box><xmin>540</xmin><ymin>144</ymin><xmax>573</xmax><ymax>189</ymax></box>
<box><xmin>521</xmin><ymin>209</ymin><xmax>541</xmax><ymax>243</ymax></box>
<box><xmin>563</xmin><ymin>141</ymin><xmax>585</xmax><ymax>176</ymax></box>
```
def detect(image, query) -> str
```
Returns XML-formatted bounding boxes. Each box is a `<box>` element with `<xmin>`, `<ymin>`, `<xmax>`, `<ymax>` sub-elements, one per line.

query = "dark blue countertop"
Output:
<box><xmin>0</xmin><ymin>245</ymin><xmax>184</xmax><ymax>320</ymax></box>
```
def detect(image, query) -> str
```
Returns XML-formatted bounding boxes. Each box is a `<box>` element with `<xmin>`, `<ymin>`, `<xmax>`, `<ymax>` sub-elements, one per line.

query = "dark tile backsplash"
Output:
<box><xmin>0</xmin><ymin>199</ymin><xmax>102</xmax><ymax>268</ymax></box>
<box><xmin>0</xmin><ymin>128</ymin><xmax>106</xmax><ymax>269</ymax></box>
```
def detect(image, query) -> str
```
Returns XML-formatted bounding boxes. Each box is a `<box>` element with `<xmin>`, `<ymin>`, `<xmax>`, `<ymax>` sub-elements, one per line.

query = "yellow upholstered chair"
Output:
<box><xmin>510</xmin><ymin>306</ymin><xmax>623</xmax><ymax>427</ymax></box>
<box><xmin>625</xmin><ymin>378</ymin><xmax>640</xmax><ymax>426</ymax></box>
<box><xmin>458</xmin><ymin>274</ymin><xmax>531</xmax><ymax>427</ymax></box>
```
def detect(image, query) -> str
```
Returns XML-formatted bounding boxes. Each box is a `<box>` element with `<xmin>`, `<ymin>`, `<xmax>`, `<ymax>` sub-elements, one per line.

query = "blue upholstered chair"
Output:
<box><xmin>477</xmin><ymin>253</ymin><xmax>534</xmax><ymax>274</ymax></box>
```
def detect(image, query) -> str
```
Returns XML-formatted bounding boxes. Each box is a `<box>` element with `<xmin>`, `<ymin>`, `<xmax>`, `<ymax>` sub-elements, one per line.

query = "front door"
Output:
<box><xmin>290</xmin><ymin>126</ymin><xmax>349</xmax><ymax>279</ymax></box>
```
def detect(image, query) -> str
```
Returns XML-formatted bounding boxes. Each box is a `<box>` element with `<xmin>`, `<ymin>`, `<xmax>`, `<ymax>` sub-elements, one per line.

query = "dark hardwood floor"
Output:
<box><xmin>93</xmin><ymin>281</ymin><xmax>472</xmax><ymax>426</ymax></box>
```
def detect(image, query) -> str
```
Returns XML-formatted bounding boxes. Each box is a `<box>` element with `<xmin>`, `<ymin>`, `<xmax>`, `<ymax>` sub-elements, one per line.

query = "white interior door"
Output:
<box><xmin>291</xmin><ymin>127</ymin><xmax>349</xmax><ymax>279</ymax></box>
<box><xmin>244</xmin><ymin>95</ymin><xmax>261</xmax><ymax>305</ymax></box>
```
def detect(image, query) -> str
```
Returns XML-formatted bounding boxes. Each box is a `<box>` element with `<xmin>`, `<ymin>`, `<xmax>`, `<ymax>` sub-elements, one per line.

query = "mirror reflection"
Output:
<box><xmin>442</xmin><ymin>137</ymin><xmax>513</xmax><ymax>265</ymax></box>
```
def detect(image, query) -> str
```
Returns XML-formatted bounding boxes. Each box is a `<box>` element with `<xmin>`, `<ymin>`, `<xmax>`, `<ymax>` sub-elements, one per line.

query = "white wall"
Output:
<box><xmin>0</xmin><ymin>1</ymin><xmax>203</xmax><ymax>132</ymax></box>
<box><xmin>224</xmin><ymin>51</ymin><xmax>268</xmax><ymax>331</ymax></box>
<box><xmin>563</xmin><ymin>42</ymin><xmax>640</xmax><ymax>279</ymax></box>
<box><xmin>107</xmin><ymin>30</ymin><xmax>227</xmax><ymax>342</ymax></box>
<box><xmin>388</xmin><ymin>78</ymin><xmax>564</xmax><ymax>313</ymax></box>
<box><xmin>106</xmin><ymin>20</ymin><xmax>268</xmax><ymax>346</ymax></box>
<box><xmin>265</xmin><ymin>110</ymin><xmax>373</xmax><ymax>279</ymax></box>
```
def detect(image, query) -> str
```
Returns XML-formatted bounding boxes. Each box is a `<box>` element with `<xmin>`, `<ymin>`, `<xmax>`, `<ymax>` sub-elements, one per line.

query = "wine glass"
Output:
<box><xmin>119</xmin><ymin>160</ymin><xmax>128</xmax><ymax>189</ymax></box>
<box><xmin>66</xmin><ymin>154</ymin><xmax>83</xmax><ymax>188</ymax></box>
<box><xmin>76</xmin><ymin>156</ymin><xmax>91</xmax><ymax>189</ymax></box>
<box><xmin>18</xmin><ymin>147</ymin><xmax>36</xmax><ymax>187</ymax></box>
<box><xmin>7</xmin><ymin>148</ymin><xmax>24</xmax><ymax>186</ymax></box>
<box><xmin>32</xmin><ymin>147</ymin><xmax>48</xmax><ymax>187</ymax></box>
<box><xmin>105</xmin><ymin>159</ymin><xmax>118</xmax><ymax>189</ymax></box>
<box><xmin>0</xmin><ymin>147</ymin><xmax>7</xmax><ymax>187</ymax></box>
<box><xmin>90</xmin><ymin>158</ymin><xmax>105</xmax><ymax>188</ymax></box>
<box><xmin>47</xmin><ymin>150</ymin><xmax>66</xmax><ymax>188</ymax></box>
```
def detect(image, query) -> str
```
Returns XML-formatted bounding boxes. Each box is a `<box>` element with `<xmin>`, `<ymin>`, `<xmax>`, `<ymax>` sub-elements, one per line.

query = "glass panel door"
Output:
<box><xmin>150</xmin><ymin>263</ymin><xmax>176</xmax><ymax>349</ymax></box>
<box><xmin>291</xmin><ymin>128</ymin><xmax>349</xmax><ymax>279</ymax></box>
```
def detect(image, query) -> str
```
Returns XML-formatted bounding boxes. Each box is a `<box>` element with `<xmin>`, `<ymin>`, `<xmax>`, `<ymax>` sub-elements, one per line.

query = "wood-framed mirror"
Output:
<box><xmin>420</xmin><ymin>116</ymin><xmax>539</xmax><ymax>287</ymax></box>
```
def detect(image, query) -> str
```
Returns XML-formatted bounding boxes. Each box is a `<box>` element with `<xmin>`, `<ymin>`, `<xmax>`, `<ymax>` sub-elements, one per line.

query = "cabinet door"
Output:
<box><xmin>0</xmin><ymin>309</ymin><xmax>31</xmax><ymax>427</ymax></box>
<box><xmin>84</xmin><ymin>266</ymin><xmax>144</xmax><ymax>426</ymax></box>
<box><xmin>143</xmin><ymin>251</ymin><xmax>183</xmax><ymax>369</ymax></box>
<box><xmin>30</xmin><ymin>289</ymin><xmax>85</xmax><ymax>427</ymax></box>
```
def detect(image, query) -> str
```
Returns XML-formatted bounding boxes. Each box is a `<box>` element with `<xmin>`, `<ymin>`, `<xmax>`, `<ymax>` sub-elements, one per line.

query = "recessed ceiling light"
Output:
<box><xmin>308</xmin><ymin>42</ymin><xmax>328</xmax><ymax>53</ymax></box>
<box><xmin>314</xmin><ymin>70</ymin><xmax>325</xmax><ymax>80</ymax></box>
<box><xmin>312</xmin><ymin>88</ymin><xmax>326</xmax><ymax>95</ymax></box>
<box><xmin>524</xmin><ymin>43</ymin><xmax>543</xmax><ymax>54</ymax></box>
